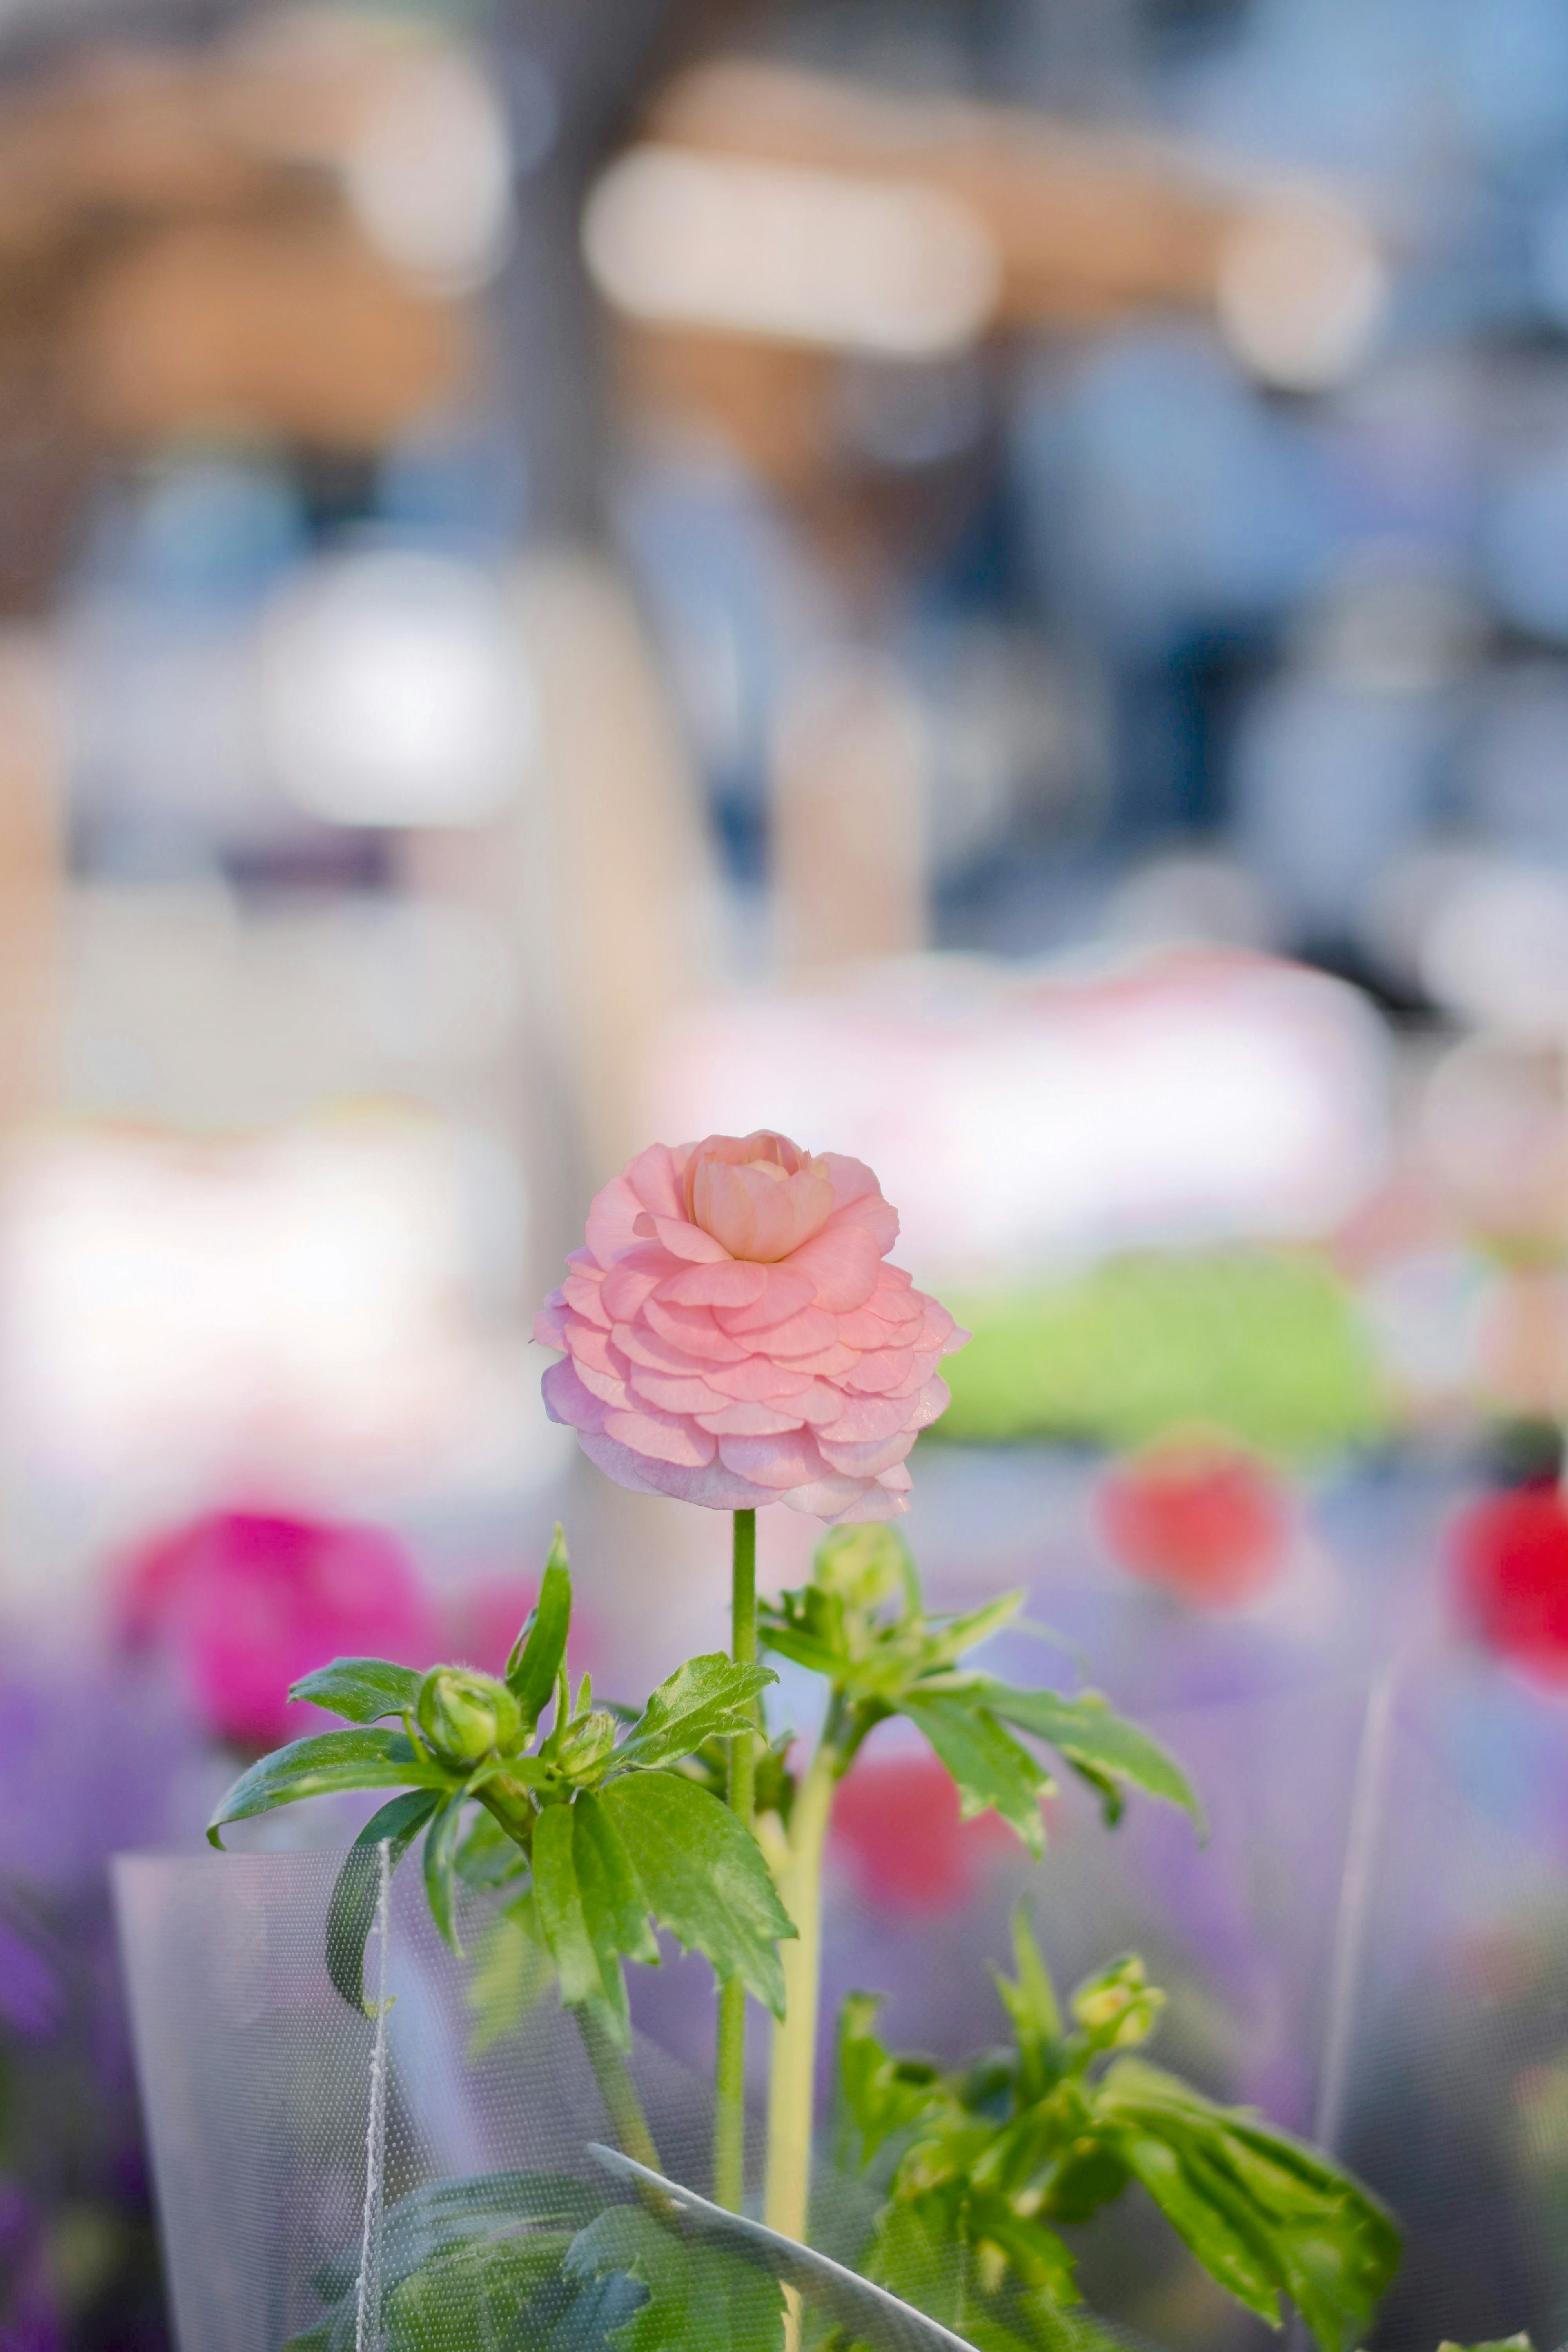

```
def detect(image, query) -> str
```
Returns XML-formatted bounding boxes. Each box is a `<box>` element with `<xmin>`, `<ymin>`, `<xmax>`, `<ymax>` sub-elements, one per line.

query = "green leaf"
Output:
<box><xmin>836</xmin><ymin>1992</ymin><xmax>947</xmax><ymax>2173</ymax></box>
<box><xmin>325</xmin><ymin>1789</ymin><xmax>441</xmax><ymax>2012</ymax></box>
<box><xmin>466</xmin><ymin>1895</ymin><xmax>555</xmax><ymax>2060</ymax></box>
<box><xmin>387</xmin><ymin>2234</ymin><xmax>573</xmax><ymax>2352</ymax></box>
<box><xmin>1096</xmin><ymin>2061</ymin><xmax>1399</xmax><ymax>2349</ymax></box>
<box><xmin>314</xmin><ymin>2173</ymin><xmax>601</xmax><ymax>2309</ymax></box>
<box><xmin>989</xmin><ymin>1909</ymin><xmax>1062</xmax><ymax>2100</ymax></box>
<box><xmin>1113</xmin><ymin>2128</ymin><xmax>1283</xmax><ymax>2326</ymax></box>
<box><xmin>1439</xmin><ymin>2340</ymin><xmax>1534</xmax><ymax>2352</ymax></box>
<box><xmin>533</xmin><ymin>1802</ymin><xmax>624</xmax><ymax>2030</ymax></box>
<box><xmin>613</xmin><ymin>1656</ymin><xmax>777</xmax><ymax>1773</ymax></box>
<box><xmin>895</xmin><ymin>1693</ymin><xmax>1049</xmax><ymax>1858</ymax></box>
<box><xmin>566</xmin><ymin>2204</ymin><xmax>783</xmax><ymax>2352</ymax></box>
<box><xmin>573</xmin><ymin>1792</ymin><xmax>659</xmax><ymax>1967</ymax></box>
<box><xmin>512</xmin><ymin>2267</ymin><xmax>649</xmax><ymax>2352</ymax></box>
<box><xmin>596</xmin><ymin>1771</ymin><xmax>795</xmax><ymax>2017</ymax></box>
<box><xmin>755</xmin><ymin>1620</ymin><xmax>857</xmax><ymax>1686</ymax></box>
<box><xmin>207</xmin><ymin>1729</ymin><xmax>455</xmax><ymax>1844</ymax></box>
<box><xmin>920</xmin><ymin>1592</ymin><xmax>1025</xmax><ymax>1671</ymax></box>
<box><xmin>288</xmin><ymin>1657</ymin><xmax>425</xmax><ymax>1726</ymax></box>
<box><xmin>975</xmin><ymin>1684</ymin><xmax>1201</xmax><ymax>1831</ymax></box>
<box><xmin>423</xmin><ymin>1793</ymin><xmax>468</xmax><ymax>1954</ymax></box>
<box><xmin>509</xmin><ymin>1529</ymin><xmax>573</xmax><ymax>1729</ymax></box>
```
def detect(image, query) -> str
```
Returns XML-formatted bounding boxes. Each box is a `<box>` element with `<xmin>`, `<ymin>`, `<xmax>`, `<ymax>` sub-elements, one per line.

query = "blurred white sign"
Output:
<box><xmin>648</xmin><ymin>948</ymin><xmax>1390</xmax><ymax>1281</ymax></box>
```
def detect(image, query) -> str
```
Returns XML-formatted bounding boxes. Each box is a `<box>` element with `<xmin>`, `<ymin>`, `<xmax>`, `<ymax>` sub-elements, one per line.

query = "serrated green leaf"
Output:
<box><xmin>755</xmin><ymin>1620</ymin><xmax>858</xmax><ymax>1686</ymax></box>
<box><xmin>596</xmin><ymin>1771</ymin><xmax>795</xmax><ymax>2016</ymax></box>
<box><xmin>566</xmin><ymin>2204</ymin><xmax>783</xmax><ymax>2352</ymax></box>
<box><xmin>613</xmin><ymin>1656</ymin><xmax>777</xmax><ymax>1773</ymax></box>
<box><xmin>920</xmin><ymin>1592</ymin><xmax>1025</xmax><ymax>1670</ymax></box>
<box><xmin>895</xmin><ymin>1693</ymin><xmax>1049</xmax><ymax>1857</ymax></box>
<box><xmin>1096</xmin><ymin>2061</ymin><xmax>1399</xmax><ymax>2349</ymax></box>
<box><xmin>509</xmin><ymin>1531</ymin><xmax>573</xmax><ymax>1729</ymax></box>
<box><xmin>466</xmin><ymin>1895</ymin><xmax>555</xmax><ymax>2060</ymax></box>
<box><xmin>534</xmin><ymin>1802</ymin><xmax>621</xmax><ymax>2024</ymax></box>
<box><xmin>207</xmin><ymin>1728</ymin><xmax>456</xmax><ymax>1844</ymax></box>
<box><xmin>975</xmin><ymin>1685</ymin><xmax>1201</xmax><ymax>1832</ymax></box>
<box><xmin>512</xmin><ymin>2266</ymin><xmax>649</xmax><ymax>2352</ymax></box>
<box><xmin>423</xmin><ymin>1793</ymin><xmax>468</xmax><ymax>1954</ymax></box>
<box><xmin>325</xmin><ymin>1789</ymin><xmax>441</xmax><ymax>2012</ymax></box>
<box><xmin>1114</xmin><ymin>2129</ymin><xmax>1282</xmax><ymax>2325</ymax></box>
<box><xmin>387</xmin><ymin>2233</ymin><xmax>573</xmax><ymax>2352</ymax></box>
<box><xmin>289</xmin><ymin>1657</ymin><xmax>425</xmax><ymax>1725</ymax></box>
<box><xmin>836</xmin><ymin>1993</ymin><xmax>946</xmax><ymax>2173</ymax></box>
<box><xmin>573</xmin><ymin>1792</ymin><xmax>659</xmax><ymax>1966</ymax></box>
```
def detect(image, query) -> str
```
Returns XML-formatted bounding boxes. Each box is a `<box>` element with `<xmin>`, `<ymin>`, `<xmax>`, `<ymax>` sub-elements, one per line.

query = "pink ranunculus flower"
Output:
<box><xmin>534</xmin><ymin>1132</ymin><xmax>967</xmax><ymax>1522</ymax></box>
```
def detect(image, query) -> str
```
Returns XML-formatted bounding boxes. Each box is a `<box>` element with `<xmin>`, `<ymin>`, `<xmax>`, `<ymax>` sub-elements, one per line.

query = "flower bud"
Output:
<box><xmin>553</xmin><ymin>1709</ymin><xmax>618</xmax><ymax>1778</ymax></box>
<box><xmin>814</xmin><ymin>1526</ymin><xmax>909</xmax><ymax>1615</ymax></box>
<box><xmin>1070</xmin><ymin>1956</ymin><xmax>1165</xmax><ymax>2049</ymax></box>
<box><xmin>416</xmin><ymin>1668</ymin><xmax>521</xmax><ymax>1766</ymax></box>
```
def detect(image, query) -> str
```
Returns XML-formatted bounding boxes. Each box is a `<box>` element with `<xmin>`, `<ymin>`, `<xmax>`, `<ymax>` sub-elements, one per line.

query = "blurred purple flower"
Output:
<box><xmin>0</xmin><ymin>2184</ymin><xmax>62</xmax><ymax>2352</ymax></box>
<box><xmin>0</xmin><ymin>1907</ymin><xmax>62</xmax><ymax>2042</ymax></box>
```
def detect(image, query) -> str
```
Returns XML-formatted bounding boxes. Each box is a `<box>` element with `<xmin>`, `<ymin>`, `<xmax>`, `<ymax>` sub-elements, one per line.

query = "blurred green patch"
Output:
<box><xmin>936</xmin><ymin>1248</ymin><xmax>1390</xmax><ymax>1461</ymax></box>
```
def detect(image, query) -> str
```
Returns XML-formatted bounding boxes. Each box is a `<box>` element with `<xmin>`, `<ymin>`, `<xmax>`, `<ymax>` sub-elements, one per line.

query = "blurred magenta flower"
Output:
<box><xmin>0</xmin><ymin>2185</ymin><xmax>61</xmax><ymax>2352</ymax></box>
<box><xmin>1098</xmin><ymin>1438</ymin><xmax>1290</xmax><ymax>1607</ymax></box>
<box><xmin>1454</xmin><ymin>1485</ymin><xmax>1568</xmax><ymax>1685</ymax></box>
<box><xmin>829</xmin><ymin>1752</ymin><xmax>1013</xmax><ymax>1912</ymax></box>
<box><xmin>117</xmin><ymin>1509</ymin><xmax>440</xmax><ymax>1748</ymax></box>
<box><xmin>535</xmin><ymin>1132</ymin><xmax>965</xmax><ymax>1522</ymax></box>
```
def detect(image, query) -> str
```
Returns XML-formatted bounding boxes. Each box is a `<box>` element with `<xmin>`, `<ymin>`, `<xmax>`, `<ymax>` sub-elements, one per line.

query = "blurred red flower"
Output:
<box><xmin>118</xmin><ymin>1509</ymin><xmax>440</xmax><ymax>1749</ymax></box>
<box><xmin>1453</xmin><ymin>1486</ymin><xmax>1568</xmax><ymax>1684</ymax></box>
<box><xmin>1098</xmin><ymin>1439</ymin><xmax>1289</xmax><ymax>1607</ymax></box>
<box><xmin>830</xmin><ymin>1751</ymin><xmax>1013</xmax><ymax>1912</ymax></box>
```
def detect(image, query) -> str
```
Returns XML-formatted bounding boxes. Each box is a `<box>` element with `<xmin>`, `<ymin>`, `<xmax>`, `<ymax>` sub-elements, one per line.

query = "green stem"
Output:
<box><xmin>762</xmin><ymin>1736</ymin><xmax>841</xmax><ymax>2248</ymax></box>
<box><xmin>714</xmin><ymin>1507</ymin><xmax>758</xmax><ymax>2209</ymax></box>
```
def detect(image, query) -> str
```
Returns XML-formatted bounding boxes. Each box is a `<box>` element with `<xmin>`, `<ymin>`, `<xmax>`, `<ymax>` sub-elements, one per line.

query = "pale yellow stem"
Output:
<box><xmin>763</xmin><ymin>1744</ymin><xmax>840</xmax><ymax>2248</ymax></box>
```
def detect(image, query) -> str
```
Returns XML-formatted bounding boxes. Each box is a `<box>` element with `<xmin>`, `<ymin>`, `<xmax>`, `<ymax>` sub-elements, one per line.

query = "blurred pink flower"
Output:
<box><xmin>118</xmin><ymin>1509</ymin><xmax>439</xmax><ymax>1749</ymax></box>
<box><xmin>535</xmin><ymin>1132</ymin><xmax>965</xmax><ymax>1523</ymax></box>
<box><xmin>831</xmin><ymin>1753</ymin><xmax>1013</xmax><ymax>1912</ymax></box>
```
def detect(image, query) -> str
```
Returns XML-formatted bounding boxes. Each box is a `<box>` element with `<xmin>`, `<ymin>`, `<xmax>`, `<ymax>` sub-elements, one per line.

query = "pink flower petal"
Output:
<box><xmin>703</xmin><ymin>1356</ymin><xmax>813</xmax><ymax>1401</ymax></box>
<box><xmin>909</xmin><ymin>1375</ymin><xmax>952</xmax><ymax>1430</ymax></box>
<box><xmin>692</xmin><ymin>1156</ymin><xmax>835</xmax><ymax>1262</ymax></box>
<box><xmin>534</xmin><ymin>1299</ymin><xmax>569</xmax><ymax>1348</ymax></box>
<box><xmin>562</xmin><ymin>1271</ymin><xmax>612</xmax><ymax>1327</ymax></box>
<box><xmin>578</xmin><ymin>1423</ymin><xmax>773</xmax><ymax>1509</ymax></box>
<box><xmin>844</xmin><ymin>1348</ymin><xmax>918</xmax><ymax>1396</ymax></box>
<box><xmin>821</xmin><ymin>1187</ymin><xmax>900</xmax><ymax>1257</ymax></box>
<box><xmin>816</xmin><ymin>1430</ymin><xmax>917</xmax><ymax>1476</ymax></box>
<box><xmin>569</xmin><ymin>1354</ymin><xmax>633</xmax><ymax>1410</ymax></box>
<box><xmin>604</xmin><ymin>1404</ymin><xmax>718</xmax><ymax>1468</ymax></box>
<box><xmin>612</xmin><ymin>1321</ymin><xmax>713</xmax><ymax>1376</ymax></box>
<box><xmin>695</xmin><ymin>1399</ymin><xmax>807</xmax><ymax>1437</ymax></box>
<box><xmin>642</xmin><ymin>1297</ymin><xmax>751</xmax><ymax>1362</ymax></box>
<box><xmin>773</xmin><ymin>1338</ymin><xmax>860</xmax><ymax>1379</ymax></box>
<box><xmin>757</xmin><ymin>1305</ymin><xmax>842</xmax><ymax>1359</ymax></box>
<box><xmin>585</xmin><ymin>1175</ymin><xmax>644</xmax><ymax>1267</ymax></box>
<box><xmin>816</xmin><ymin>1389</ymin><xmax>922</xmax><ymax>1443</ymax></box>
<box><xmin>601</xmin><ymin>1259</ymin><xmax>667</xmax><ymax>1323</ymax></box>
<box><xmin>658</xmin><ymin>1259</ymin><xmax>771</xmax><ymax>1309</ymax></box>
<box><xmin>713</xmin><ymin>1267</ymin><xmax>817</xmax><ymax>1334</ymax></box>
<box><xmin>717</xmin><ymin>1428</ymin><xmax>829</xmax><ymax>1489</ymax></box>
<box><xmin>633</xmin><ymin>1212</ymin><xmax>731</xmax><ymax>1264</ymax></box>
<box><xmin>541</xmin><ymin>1355</ymin><xmax>611</xmax><ymax>1435</ymax></box>
<box><xmin>622</xmin><ymin>1143</ymin><xmax>686</xmax><ymax>1221</ymax></box>
<box><xmin>819</xmin><ymin>1154</ymin><xmax>882</xmax><ymax>1212</ymax></box>
<box><xmin>625</xmin><ymin>1366</ymin><xmax>726</xmax><ymax>1414</ymax></box>
<box><xmin>785</xmin><ymin>1222</ymin><xmax>883</xmax><ymax>1312</ymax></box>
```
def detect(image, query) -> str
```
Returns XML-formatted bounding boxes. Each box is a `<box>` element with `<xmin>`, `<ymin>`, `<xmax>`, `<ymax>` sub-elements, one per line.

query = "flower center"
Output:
<box><xmin>684</xmin><ymin>1131</ymin><xmax>835</xmax><ymax>1262</ymax></box>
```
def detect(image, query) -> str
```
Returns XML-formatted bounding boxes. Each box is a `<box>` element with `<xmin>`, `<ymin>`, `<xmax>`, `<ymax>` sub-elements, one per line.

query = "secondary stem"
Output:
<box><xmin>575</xmin><ymin>2002</ymin><xmax>663</xmax><ymax>2174</ymax></box>
<box><xmin>762</xmin><ymin>1738</ymin><xmax>840</xmax><ymax>2249</ymax></box>
<box><xmin>714</xmin><ymin>1507</ymin><xmax>758</xmax><ymax>2210</ymax></box>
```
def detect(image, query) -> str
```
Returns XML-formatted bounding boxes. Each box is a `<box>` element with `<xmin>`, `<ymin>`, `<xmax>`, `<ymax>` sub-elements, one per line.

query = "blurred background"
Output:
<box><xmin>8</xmin><ymin>0</ymin><xmax>1568</xmax><ymax>2344</ymax></box>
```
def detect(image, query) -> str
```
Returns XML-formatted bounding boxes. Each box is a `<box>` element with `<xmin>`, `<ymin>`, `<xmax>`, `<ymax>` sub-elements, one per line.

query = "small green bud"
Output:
<box><xmin>1070</xmin><ymin>1956</ymin><xmax>1165</xmax><ymax>2049</ymax></box>
<box><xmin>813</xmin><ymin>1526</ymin><xmax>909</xmax><ymax>1614</ymax></box>
<box><xmin>416</xmin><ymin>1668</ymin><xmax>521</xmax><ymax>1766</ymax></box>
<box><xmin>553</xmin><ymin>1708</ymin><xmax>618</xmax><ymax>1779</ymax></box>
